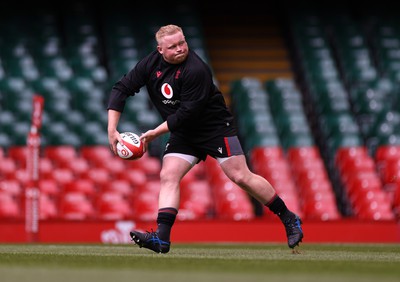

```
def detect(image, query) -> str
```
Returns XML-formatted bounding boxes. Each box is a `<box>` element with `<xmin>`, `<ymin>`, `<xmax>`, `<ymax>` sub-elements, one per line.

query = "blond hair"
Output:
<box><xmin>155</xmin><ymin>24</ymin><xmax>184</xmax><ymax>44</ymax></box>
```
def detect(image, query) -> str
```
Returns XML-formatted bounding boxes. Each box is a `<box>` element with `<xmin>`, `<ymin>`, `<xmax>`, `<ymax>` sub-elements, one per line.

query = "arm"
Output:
<box><xmin>107</xmin><ymin>109</ymin><xmax>122</xmax><ymax>155</ymax></box>
<box><xmin>140</xmin><ymin>121</ymin><xmax>169</xmax><ymax>149</ymax></box>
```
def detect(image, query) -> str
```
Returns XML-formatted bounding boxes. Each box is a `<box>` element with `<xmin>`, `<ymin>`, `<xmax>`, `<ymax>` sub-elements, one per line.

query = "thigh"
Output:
<box><xmin>219</xmin><ymin>155</ymin><xmax>249</xmax><ymax>180</ymax></box>
<box><xmin>161</xmin><ymin>154</ymin><xmax>194</xmax><ymax>181</ymax></box>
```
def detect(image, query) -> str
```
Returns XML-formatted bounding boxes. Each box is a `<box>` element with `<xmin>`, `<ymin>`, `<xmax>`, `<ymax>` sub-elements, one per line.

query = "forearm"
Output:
<box><xmin>108</xmin><ymin>109</ymin><xmax>122</xmax><ymax>154</ymax></box>
<box><xmin>108</xmin><ymin>109</ymin><xmax>121</xmax><ymax>132</ymax></box>
<box><xmin>140</xmin><ymin>121</ymin><xmax>169</xmax><ymax>144</ymax></box>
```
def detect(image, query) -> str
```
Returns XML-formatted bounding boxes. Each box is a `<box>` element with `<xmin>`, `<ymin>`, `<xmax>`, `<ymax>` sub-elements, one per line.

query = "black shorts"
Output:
<box><xmin>163</xmin><ymin>134</ymin><xmax>244</xmax><ymax>162</ymax></box>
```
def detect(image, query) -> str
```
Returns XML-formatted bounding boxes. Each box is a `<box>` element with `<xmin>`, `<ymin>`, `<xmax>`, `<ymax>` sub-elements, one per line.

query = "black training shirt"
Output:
<box><xmin>107</xmin><ymin>49</ymin><xmax>236</xmax><ymax>143</ymax></box>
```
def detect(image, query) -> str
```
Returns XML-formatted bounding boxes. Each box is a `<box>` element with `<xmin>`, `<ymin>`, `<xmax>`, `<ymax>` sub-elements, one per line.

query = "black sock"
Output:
<box><xmin>156</xmin><ymin>207</ymin><xmax>178</xmax><ymax>242</ymax></box>
<box><xmin>265</xmin><ymin>194</ymin><xmax>291</xmax><ymax>220</ymax></box>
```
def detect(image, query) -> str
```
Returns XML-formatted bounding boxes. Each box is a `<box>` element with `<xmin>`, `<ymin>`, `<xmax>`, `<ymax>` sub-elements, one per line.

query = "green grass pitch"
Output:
<box><xmin>1</xmin><ymin>243</ymin><xmax>399</xmax><ymax>282</ymax></box>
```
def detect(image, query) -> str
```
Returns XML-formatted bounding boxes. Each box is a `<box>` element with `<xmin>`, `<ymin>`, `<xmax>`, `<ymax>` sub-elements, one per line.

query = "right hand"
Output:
<box><xmin>108</xmin><ymin>129</ymin><xmax>122</xmax><ymax>156</ymax></box>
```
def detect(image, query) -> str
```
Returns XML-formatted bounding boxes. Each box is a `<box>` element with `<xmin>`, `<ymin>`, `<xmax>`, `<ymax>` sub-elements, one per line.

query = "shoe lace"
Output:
<box><xmin>146</xmin><ymin>229</ymin><xmax>166</xmax><ymax>245</ymax></box>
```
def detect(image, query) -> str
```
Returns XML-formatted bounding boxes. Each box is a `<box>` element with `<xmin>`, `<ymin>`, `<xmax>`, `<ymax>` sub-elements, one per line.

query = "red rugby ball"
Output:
<box><xmin>116</xmin><ymin>132</ymin><xmax>144</xmax><ymax>160</ymax></box>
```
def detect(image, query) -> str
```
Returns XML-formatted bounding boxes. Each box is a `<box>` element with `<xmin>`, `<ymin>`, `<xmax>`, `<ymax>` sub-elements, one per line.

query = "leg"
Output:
<box><xmin>219</xmin><ymin>155</ymin><xmax>303</xmax><ymax>249</ymax></box>
<box><xmin>131</xmin><ymin>154</ymin><xmax>194</xmax><ymax>254</ymax></box>
<box><xmin>158</xmin><ymin>154</ymin><xmax>194</xmax><ymax>209</ymax></box>
<box><xmin>219</xmin><ymin>155</ymin><xmax>275</xmax><ymax>203</ymax></box>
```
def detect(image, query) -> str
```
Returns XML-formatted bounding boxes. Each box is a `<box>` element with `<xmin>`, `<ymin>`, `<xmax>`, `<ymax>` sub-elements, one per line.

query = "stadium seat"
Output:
<box><xmin>97</xmin><ymin>191</ymin><xmax>133</xmax><ymax>220</ymax></box>
<box><xmin>0</xmin><ymin>180</ymin><xmax>22</xmax><ymax>197</ymax></box>
<box><xmin>375</xmin><ymin>145</ymin><xmax>400</xmax><ymax>163</ymax></box>
<box><xmin>66</xmin><ymin>157</ymin><xmax>91</xmax><ymax>177</ymax></box>
<box><xmin>8</xmin><ymin>146</ymin><xmax>28</xmax><ymax>168</ymax></box>
<box><xmin>392</xmin><ymin>183</ymin><xmax>400</xmax><ymax>218</ymax></box>
<box><xmin>38</xmin><ymin>179</ymin><xmax>60</xmax><ymax>197</ymax></box>
<box><xmin>251</xmin><ymin>146</ymin><xmax>284</xmax><ymax>161</ymax></box>
<box><xmin>40</xmin><ymin>193</ymin><xmax>59</xmax><ymax>220</ymax></box>
<box><xmin>379</xmin><ymin>158</ymin><xmax>400</xmax><ymax>184</ymax></box>
<box><xmin>81</xmin><ymin>167</ymin><xmax>112</xmax><ymax>189</ymax></box>
<box><xmin>132</xmin><ymin>190</ymin><xmax>159</xmax><ymax>221</ymax></box>
<box><xmin>63</xmin><ymin>179</ymin><xmax>97</xmax><ymax>197</ymax></box>
<box><xmin>212</xmin><ymin>177</ymin><xmax>255</xmax><ymax>221</ymax></box>
<box><xmin>51</xmin><ymin>168</ymin><xmax>75</xmax><ymax>187</ymax></box>
<box><xmin>44</xmin><ymin>145</ymin><xmax>78</xmax><ymax>168</ymax></box>
<box><xmin>97</xmin><ymin>157</ymin><xmax>127</xmax><ymax>176</ymax></box>
<box><xmin>303</xmin><ymin>194</ymin><xmax>341</xmax><ymax>221</ymax></box>
<box><xmin>60</xmin><ymin>191</ymin><xmax>96</xmax><ymax>220</ymax></box>
<box><xmin>38</xmin><ymin>157</ymin><xmax>54</xmax><ymax>179</ymax></box>
<box><xmin>353</xmin><ymin>194</ymin><xmax>395</xmax><ymax>221</ymax></box>
<box><xmin>80</xmin><ymin>145</ymin><xmax>116</xmax><ymax>167</ymax></box>
<box><xmin>335</xmin><ymin>146</ymin><xmax>369</xmax><ymax>167</ymax></box>
<box><xmin>115</xmin><ymin>169</ymin><xmax>147</xmax><ymax>191</ymax></box>
<box><xmin>0</xmin><ymin>158</ymin><xmax>18</xmax><ymax>180</ymax></box>
<box><xmin>346</xmin><ymin>173</ymin><xmax>383</xmax><ymax>198</ymax></box>
<box><xmin>101</xmin><ymin>179</ymin><xmax>133</xmax><ymax>197</ymax></box>
<box><xmin>134</xmin><ymin>155</ymin><xmax>162</xmax><ymax>179</ymax></box>
<box><xmin>13</xmin><ymin>168</ymin><xmax>30</xmax><ymax>186</ymax></box>
<box><xmin>0</xmin><ymin>192</ymin><xmax>20</xmax><ymax>219</ymax></box>
<box><xmin>287</xmin><ymin>146</ymin><xmax>320</xmax><ymax>163</ymax></box>
<box><xmin>180</xmin><ymin>179</ymin><xmax>213</xmax><ymax>220</ymax></box>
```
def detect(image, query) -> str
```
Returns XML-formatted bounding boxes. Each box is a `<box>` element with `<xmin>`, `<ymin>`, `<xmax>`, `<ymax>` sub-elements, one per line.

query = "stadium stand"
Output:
<box><xmin>0</xmin><ymin>1</ymin><xmax>399</xmax><ymax>223</ymax></box>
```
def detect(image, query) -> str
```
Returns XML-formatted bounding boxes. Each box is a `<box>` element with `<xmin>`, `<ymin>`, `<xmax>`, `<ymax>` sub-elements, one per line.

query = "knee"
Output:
<box><xmin>160</xmin><ymin>167</ymin><xmax>180</xmax><ymax>185</ymax></box>
<box><xmin>227</xmin><ymin>172</ymin><xmax>248</xmax><ymax>187</ymax></box>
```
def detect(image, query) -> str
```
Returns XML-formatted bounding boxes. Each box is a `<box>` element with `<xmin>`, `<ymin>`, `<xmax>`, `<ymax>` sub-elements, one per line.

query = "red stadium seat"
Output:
<box><xmin>0</xmin><ymin>147</ymin><xmax>4</xmax><ymax>160</ymax></box>
<box><xmin>179</xmin><ymin>179</ymin><xmax>213</xmax><ymax>220</ymax></box>
<box><xmin>300</xmin><ymin>178</ymin><xmax>334</xmax><ymax>198</ymax></box>
<box><xmin>0</xmin><ymin>158</ymin><xmax>17</xmax><ymax>180</ymax></box>
<box><xmin>339</xmin><ymin>155</ymin><xmax>375</xmax><ymax>172</ymax></box>
<box><xmin>392</xmin><ymin>183</ymin><xmax>400</xmax><ymax>218</ymax></box>
<box><xmin>287</xmin><ymin>146</ymin><xmax>320</xmax><ymax>163</ymax></box>
<box><xmin>8</xmin><ymin>146</ymin><xmax>28</xmax><ymax>168</ymax></box>
<box><xmin>63</xmin><ymin>179</ymin><xmax>97</xmax><ymax>197</ymax></box>
<box><xmin>115</xmin><ymin>169</ymin><xmax>147</xmax><ymax>191</ymax></box>
<box><xmin>14</xmin><ymin>168</ymin><xmax>30</xmax><ymax>186</ymax></box>
<box><xmin>291</xmin><ymin>157</ymin><xmax>325</xmax><ymax>173</ymax></box>
<box><xmin>67</xmin><ymin>157</ymin><xmax>91</xmax><ymax>176</ymax></box>
<box><xmin>44</xmin><ymin>145</ymin><xmax>78</xmax><ymax>168</ymax></box>
<box><xmin>303</xmin><ymin>197</ymin><xmax>341</xmax><ymax>220</ymax></box>
<box><xmin>38</xmin><ymin>179</ymin><xmax>60</xmax><ymax>197</ymax></box>
<box><xmin>137</xmin><ymin>155</ymin><xmax>162</xmax><ymax>179</ymax></box>
<box><xmin>132</xmin><ymin>192</ymin><xmax>158</xmax><ymax>221</ymax></box>
<box><xmin>98</xmin><ymin>157</ymin><xmax>127</xmax><ymax>177</ymax></box>
<box><xmin>80</xmin><ymin>145</ymin><xmax>116</xmax><ymax>167</ymax></box>
<box><xmin>0</xmin><ymin>192</ymin><xmax>20</xmax><ymax>219</ymax></box>
<box><xmin>101</xmin><ymin>179</ymin><xmax>133</xmax><ymax>197</ymax></box>
<box><xmin>255</xmin><ymin>158</ymin><xmax>292</xmax><ymax>183</ymax></box>
<box><xmin>51</xmin><ymin>168</ymin><xmax>75</xmax><ymax>187</ymax></box>
<box><xmin>39</xmin><ymin>157</ymin><xmax>55</xmax><ymax>179</ymax></box>
<box><xmin>335</xmin><ymin>146</ymin><xmax>369</xmax><ymax>167</ymax></box>
<box><xmin>97</xmin><ymin>191</ymin><xmax>133</xmax><ymax>220</ymax></box>
<box><xmin>60</xmin><ymin>192</ymin><xmax>96</xmax><ymax>220</ymax></box>
<box><xmin>212</xmin><ymin>179</ymin><xmax>255</xmax><ymax>221</ymax></box>
<box><xmin>40</xmin><ymin>193</ymin><xmax>58</xmax><ymax>219</ymax></box>
<box><xmin>296</xmin><ymin>169</ymin><xmax>329</xmax><ymax>189</ymax></box>
<box><xmin>375</xmin><ymin>145</ymin><xmax>400</xmax><ymax>163</ymax></box>
<box><xmin>81</xmin><ymin>167</ymin><xmax>112</xmax><ymax>188</ymax></box>
<box><xmin>0</xmin><ymin>180</ymin><xmax>22</xmax><ymax>197</ymax></box>
<box><xmin>379</xmin><ymin>158</ymin><xmax>400</xmax><ymax>184</ymax></box>
<box><xmin>250</xmin><ymin>146</ymin><xmax>284</xmax><ymax>171</ymax></box>
<box><xmin>354</xmin><ymin>198</ymin><xmax>395</xmax><ymax>221</ymax></box>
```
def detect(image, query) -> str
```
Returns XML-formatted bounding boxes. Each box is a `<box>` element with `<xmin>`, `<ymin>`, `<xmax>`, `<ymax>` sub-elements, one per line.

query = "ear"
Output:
<box><xmin>157</xmin><ymin>45</ymin><xmax>163</xmax><ymax>54</ymax></box>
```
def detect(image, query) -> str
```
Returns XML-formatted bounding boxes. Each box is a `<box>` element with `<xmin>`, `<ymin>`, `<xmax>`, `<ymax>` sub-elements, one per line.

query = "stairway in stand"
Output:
<box><xmin>201</xmin><ymin>5</ymin><xmax>293</xmax><ymax>106</ymax></box>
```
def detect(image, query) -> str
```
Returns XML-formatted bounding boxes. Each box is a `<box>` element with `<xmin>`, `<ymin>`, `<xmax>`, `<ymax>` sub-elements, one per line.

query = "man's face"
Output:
<box><xmin>157</xmin><ymin>31</ymin><xmax>188</xmax><ymax>64</ymax></box>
